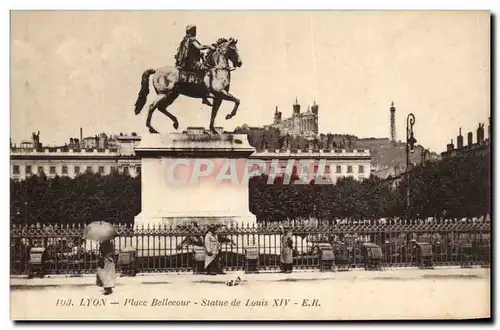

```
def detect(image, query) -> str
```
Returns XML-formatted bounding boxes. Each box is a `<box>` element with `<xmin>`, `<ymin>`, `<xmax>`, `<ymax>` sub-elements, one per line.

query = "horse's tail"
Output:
<box><xmin>134</xmin><ymin>69</ymin><xmax>156</xmax><ymax>115</ymax></box>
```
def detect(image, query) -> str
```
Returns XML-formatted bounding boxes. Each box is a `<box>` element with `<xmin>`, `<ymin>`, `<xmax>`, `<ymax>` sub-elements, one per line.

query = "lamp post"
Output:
<box><xmin>406</xmin><ymin>113</ymin><xmax>416</xmax><ymax>220</ymax></box>
<box><xmin>24</xmin><ymin>201</ymin><xmax>28</xmax><ymax>227</ymax></box>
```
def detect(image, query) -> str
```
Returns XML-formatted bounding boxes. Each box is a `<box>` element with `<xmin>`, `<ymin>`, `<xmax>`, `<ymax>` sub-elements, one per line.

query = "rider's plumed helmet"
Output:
<box><xmin>186</xmin><ymin>25</ymin><xmax>196</xmax><ymax>36</ymax></box>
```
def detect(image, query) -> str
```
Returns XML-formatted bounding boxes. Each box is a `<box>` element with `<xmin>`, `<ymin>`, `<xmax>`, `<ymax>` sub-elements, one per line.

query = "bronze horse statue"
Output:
<box><xmin>134</xmin><ymin>38</ymin><xmax>243</xmax><ymax>134</ymax></box>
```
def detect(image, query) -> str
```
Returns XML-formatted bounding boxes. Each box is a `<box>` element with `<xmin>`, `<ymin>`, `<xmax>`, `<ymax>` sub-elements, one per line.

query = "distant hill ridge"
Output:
<box><xmin>233</xmin><ymin>125</ymin><xmax>438</xmax><ymax>170</ymax></box>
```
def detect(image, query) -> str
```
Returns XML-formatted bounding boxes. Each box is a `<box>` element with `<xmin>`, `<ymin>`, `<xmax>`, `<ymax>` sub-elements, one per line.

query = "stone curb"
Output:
<box><xmin>10</xmin><ymin>266</ymin><xmax>489</xmax><ymax>289</ymax></box>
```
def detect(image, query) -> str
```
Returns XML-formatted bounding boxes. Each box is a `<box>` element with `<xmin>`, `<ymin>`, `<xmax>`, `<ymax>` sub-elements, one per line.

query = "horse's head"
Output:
<box><xmin>215</xmin><ymin>37</ymin><xmax>242</xmax><ymax>68</ymax></box>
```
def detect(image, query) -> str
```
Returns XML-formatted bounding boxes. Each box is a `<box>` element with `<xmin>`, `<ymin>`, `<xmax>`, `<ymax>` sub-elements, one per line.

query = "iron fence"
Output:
<box><xmin>10</xmin><ymin>220</ymin><xmax>491</xmax><ymax>276</ymax></box>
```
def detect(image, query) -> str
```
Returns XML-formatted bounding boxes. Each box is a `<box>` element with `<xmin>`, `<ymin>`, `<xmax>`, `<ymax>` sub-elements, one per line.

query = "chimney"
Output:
<box><xmin>447</xmin><ymin>138</ymin><xmax>454</xmax><ymax>151</ymax></box>
<box><xmin>467</xmin><ymin>132</ymin><xmax>473</xmax><ymax>146</ymax></box>
<box><xmin>476</xmin><ymin>123</ymin><xmax>486</xmax><ymax>144</ymax></box>
<box><xmin>488</xmin><ymin>117</ymin><xmax>491</xmax><ymax>141</ymax></box>
<box><xmin>457</xmin><ymin>128</ymin><xmax>463</xmax><ymax>149</ymax></box>
<box><xmin>80</xmin><ymin>127</ymin><xmax>83</xmax><ymax>142</ymax></box>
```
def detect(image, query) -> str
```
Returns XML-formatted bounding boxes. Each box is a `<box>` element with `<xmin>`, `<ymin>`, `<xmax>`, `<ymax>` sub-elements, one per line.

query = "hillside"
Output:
<box><xmin>233</xmin><ymin>126</ymin><xmax>438</xmax><ymax>173</ymax></box>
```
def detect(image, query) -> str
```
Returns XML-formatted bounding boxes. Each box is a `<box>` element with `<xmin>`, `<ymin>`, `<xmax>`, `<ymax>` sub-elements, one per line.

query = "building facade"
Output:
<box><xmin>10</xmin><ymin>134</ymin><xmax>142</xmax><ymax>181</ymax></box>
<box><xmin>266</xmin><ymin>99</ymin><xmax>319</xmax><ymax>139</ymax></box>
<box><xmin>441</xmin><ymin>120</ymin><xmax>490</xmax><ymax>160</ymax></box>
<box><xmin>252</xmin><ymin>149</ymin><xmax>371</xmax><ymax>183</ymax></box>
<box><xmin>10</xmin><ymin>131</ymin><xmax>371</xmax><ymax>183</ymax></box>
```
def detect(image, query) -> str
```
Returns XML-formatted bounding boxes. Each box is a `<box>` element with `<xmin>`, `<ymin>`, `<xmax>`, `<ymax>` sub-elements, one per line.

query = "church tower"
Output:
<box><xmin>311</xmin><ymin>100</ymin><xmax>318</xmax><ymax>115</ymax></box>
<box><xmin>311</xmin><ymin>100</ymin><xmax>319</xmax><ymax>135</ymax></box>
<box><xmin>273</xmin><ymin>106</ymin><xmax>282</xmax><ymax>124</ymax></box>
<box><xmin>293</xmin><ymin>97</ymin><xmax>301</xmax><ymax>117</ymax></box>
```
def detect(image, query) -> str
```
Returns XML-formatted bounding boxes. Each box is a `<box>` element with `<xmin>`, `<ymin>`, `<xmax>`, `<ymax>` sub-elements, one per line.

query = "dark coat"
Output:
<box><xmin>280</xmin><ymin>232</ymin><xmax>293</xmax><ymax>264</ymax></box>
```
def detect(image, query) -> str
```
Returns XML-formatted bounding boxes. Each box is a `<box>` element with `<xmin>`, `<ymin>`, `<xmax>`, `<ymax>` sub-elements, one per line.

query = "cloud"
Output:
<box><xmin>68</xmin><ymin>67</ymin><xmax>86</xmax><ymax>80</ymax></box>
<box><xmin>50</xmin><ymin>26</ymin><xmax>145</xmax><ymax>88</ymax></box>
<box><xmin>11</xmin><ymin>40</ymin><xmax>41</xmax><ymax>64</ymax></box>
<box><xmin>54</xmin><ymin>38</ymin><xmax>84</xmax><ymax>66</ymax></box>
<box><xmin>100</xmin><ymin>25</ymin><xmax>145</xmax><ymax>63</ymax></box>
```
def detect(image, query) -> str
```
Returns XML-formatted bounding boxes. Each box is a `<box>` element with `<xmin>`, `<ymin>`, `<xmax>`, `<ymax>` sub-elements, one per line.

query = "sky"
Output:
<box><xmin>10</xmin><ymin>11</ymin><xmax>490</xmax><ymax>153</ymax></box>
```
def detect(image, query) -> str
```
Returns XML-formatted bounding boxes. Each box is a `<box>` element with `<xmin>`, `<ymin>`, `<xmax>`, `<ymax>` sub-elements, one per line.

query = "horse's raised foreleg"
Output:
<box><xmin>146</xmin><ymin>94</ymin><xmax>168</xmax><ymax>134</ymax></box>
<box><xmin>200</xmin><ymin>92</ymin><xmax>219</xmax><ymax>108</ymax></box>
<box><xmin>157</xmin><ymin>92</ymin><xmax>180</xmax><ymax>130</ymax></box>
<box><xmin>209</xmin><ymin>98</ymin><xmax>222</xmax><ymax>134</ymax></box>
<box><xmin>213</xmin><ymin>89</ymin><xmax>240</xmax><ymax>120</ymax></box>
<box><xmin>202</xmin><ymin>98</ymin><xmax>213</xmax><ymax>107</ymax></box>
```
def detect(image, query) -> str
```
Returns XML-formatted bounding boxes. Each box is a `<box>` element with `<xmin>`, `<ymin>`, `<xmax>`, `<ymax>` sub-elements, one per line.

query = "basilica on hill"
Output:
<box><xmin>265</xmin><ymin>98</ymin><xmax>319</xmax><ymax>139</ymax></box>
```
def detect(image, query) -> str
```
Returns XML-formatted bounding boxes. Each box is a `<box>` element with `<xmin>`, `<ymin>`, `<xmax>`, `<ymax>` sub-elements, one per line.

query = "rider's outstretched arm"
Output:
<box><xmin>192</xmin><ymin>39</ymin><xmax>215</xmax><ymax>51</ymax></box>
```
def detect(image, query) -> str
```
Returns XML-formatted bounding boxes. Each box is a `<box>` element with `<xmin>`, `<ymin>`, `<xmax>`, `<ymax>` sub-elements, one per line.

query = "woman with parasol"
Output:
<box><xmin>83</xmin><ymin>221</ymin><xmax>118</xmax><ymax>295</ymax></box>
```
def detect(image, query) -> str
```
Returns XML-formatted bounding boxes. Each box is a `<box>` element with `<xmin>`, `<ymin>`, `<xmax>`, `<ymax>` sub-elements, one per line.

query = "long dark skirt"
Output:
<box><xmin>96</xmin><ymin>257</ymin><xmax>116</xmax><ymax>288</ymax></box>
<box><xmin>205</xmin><ymin>256</ymin><xmax>223</xmax><ymax>275</ymax></box>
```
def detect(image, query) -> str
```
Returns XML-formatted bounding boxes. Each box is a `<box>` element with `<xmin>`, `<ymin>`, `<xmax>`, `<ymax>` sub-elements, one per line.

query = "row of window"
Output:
<box><xmin>12</xmin><ymin>164</ymin><xmax>140</xmax><ymax>176</ymax></box>
<box><xmin>13</xmin><ymin>163</ymin><xmax>364</xmax><ymax>176</ymax></box>
<box><xmin>268</xmin><ymin>164</ymin><xmax>365</xmax><ymax>174</ymax></box>
<box><xmin>327</xmin><ymin>165</ymin><xmax>364</xmax><ymax>174</ymax></box>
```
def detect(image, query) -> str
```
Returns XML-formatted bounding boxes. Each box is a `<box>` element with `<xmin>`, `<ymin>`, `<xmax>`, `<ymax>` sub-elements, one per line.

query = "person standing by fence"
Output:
<box><xmin>280</xmin><ymin>226</ymin><xmax>294</xmax><ymax>273</ymax></box>
<box><xmin>204</xmin><ymin>224</ymin><xmax>224</xmax><ymax>275</ymax></box>
<box><xmin>96</xmin><ymin>240</ymin><xmax>116</xmax><ymax>295</ymax></box>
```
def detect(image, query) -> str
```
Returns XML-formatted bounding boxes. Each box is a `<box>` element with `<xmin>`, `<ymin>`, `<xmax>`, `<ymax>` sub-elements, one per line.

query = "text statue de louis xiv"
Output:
<box><xmin>133</xmin><ymin>24</ymin><xmax>243</xmax><ymax>134</ymax></box>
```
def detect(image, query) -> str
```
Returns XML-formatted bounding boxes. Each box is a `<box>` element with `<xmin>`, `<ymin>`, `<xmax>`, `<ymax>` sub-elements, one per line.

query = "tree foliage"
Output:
<box><xmin>10</xmin><ymin>151</ymin><xmax>490</xmax><ymax>224</ymax></box>
<box><xmin>10</xmin><ymin>171</ymin><xmax>140</xmax><ymax>224</ymax></box>
<box><xmin>249</xmin><ymin>151</ymin><xmax>490</xmax><ymax>221</ymax></box>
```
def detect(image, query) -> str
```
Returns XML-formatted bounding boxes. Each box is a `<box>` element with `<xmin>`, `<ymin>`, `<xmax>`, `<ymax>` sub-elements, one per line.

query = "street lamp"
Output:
<box><xmin>406</xmin><ymin>113</ymin><xmax>416</xmax><ymax>220</ymax></box>
<box><xmin>24</xmin><ymin>201</ymin><xmax>28</xmax><ymax>227</ymax></box>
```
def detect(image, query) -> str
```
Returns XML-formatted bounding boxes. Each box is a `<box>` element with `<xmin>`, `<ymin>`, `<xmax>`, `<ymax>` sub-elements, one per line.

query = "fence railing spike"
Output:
<box><xmin>9</xmin><ymin>219</ymin><xmax>491</xmax><ymax>274</ymax></box>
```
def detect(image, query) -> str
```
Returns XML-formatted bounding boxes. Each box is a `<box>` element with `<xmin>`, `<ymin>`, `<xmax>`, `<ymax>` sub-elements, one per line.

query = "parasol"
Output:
<box><xmin>83</xmin><ymin>221</ymin><xmax>118</xmax><ymax>242</ymax></box>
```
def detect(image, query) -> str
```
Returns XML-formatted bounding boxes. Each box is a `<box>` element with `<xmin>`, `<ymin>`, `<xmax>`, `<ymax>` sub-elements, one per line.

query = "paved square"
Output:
<box><xmin>10</xmin><ymin>268</ymin><xmax>490</xmax><ymax>320</ymax></box>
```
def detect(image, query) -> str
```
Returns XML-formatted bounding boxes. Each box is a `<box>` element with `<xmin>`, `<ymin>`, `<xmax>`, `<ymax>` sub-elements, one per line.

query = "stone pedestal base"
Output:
<box><xmin>133</xmin><ymin>130</ymin><xmax>257</xmax><ymax>230</ymax></box>
<box><xmin>133</xmin><ymin>213</ymin><xmax>257</xmax><ymax>229</ymax></box>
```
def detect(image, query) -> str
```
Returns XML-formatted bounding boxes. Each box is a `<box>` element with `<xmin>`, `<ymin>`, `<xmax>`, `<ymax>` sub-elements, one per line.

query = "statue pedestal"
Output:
<box><xmin>133</xmin><ymin>131</ymin><xmax>257</xmax><ymax>229</ymax></box>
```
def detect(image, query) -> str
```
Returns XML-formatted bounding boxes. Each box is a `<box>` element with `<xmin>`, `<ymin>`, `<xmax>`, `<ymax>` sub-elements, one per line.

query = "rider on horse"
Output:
<box><xmin>175</xmin><ymin>25</ymin><xmax>215</xmax><ymax>107</ymax></box>
<box><xmin>134</xmin><ymin>29</ymin><xmax>242</xmax><ymax>134</ymax></box>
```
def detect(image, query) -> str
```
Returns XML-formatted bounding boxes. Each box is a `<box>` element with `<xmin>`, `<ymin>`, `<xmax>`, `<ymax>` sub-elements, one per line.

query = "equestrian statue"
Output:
<box><xmin>134</xmin><ymin>24</ymin><xmax>243</xmax><ymax>134</ymax></box>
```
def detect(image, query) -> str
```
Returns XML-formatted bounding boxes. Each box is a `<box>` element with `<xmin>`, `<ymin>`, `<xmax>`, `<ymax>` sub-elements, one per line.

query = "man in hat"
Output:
<box><xmin>175</xmin><ymin>24</ymin><xmax>215</xmax><ymax>107</ymax></box>
<box><xmin>204</xmin><ymin>224</ymin><xmax>225</xmax><ymax>275</ymax></box>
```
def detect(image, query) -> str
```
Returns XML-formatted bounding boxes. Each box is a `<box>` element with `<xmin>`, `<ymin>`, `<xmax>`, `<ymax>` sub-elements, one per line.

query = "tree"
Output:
<box><xmin>10</xmin><ymin>149</ymin><xmax>490</xmax><ymax>224</ymax></box>
<box><xmin>10</xmin><ymin>172</ymin><xmax>141</xmax><ymax>225</ymax></box>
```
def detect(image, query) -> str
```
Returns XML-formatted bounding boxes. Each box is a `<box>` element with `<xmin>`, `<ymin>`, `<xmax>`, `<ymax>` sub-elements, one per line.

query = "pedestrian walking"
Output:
<box><xmin>96</xmin><ymin>239</ymin><xmax>116</xmax><ymax>295</ymax></box>
<box><xmin>83</xmin><ymin>221</ymin><xmax>119</xmax><ymax>295</ymax></box>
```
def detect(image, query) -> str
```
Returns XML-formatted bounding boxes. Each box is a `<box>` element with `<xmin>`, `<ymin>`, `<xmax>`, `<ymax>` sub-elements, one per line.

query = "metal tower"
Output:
<box><xmin>390</xmin><ymin>101</ymin><xmax>396</xmax><ymax>143</ymax></box>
